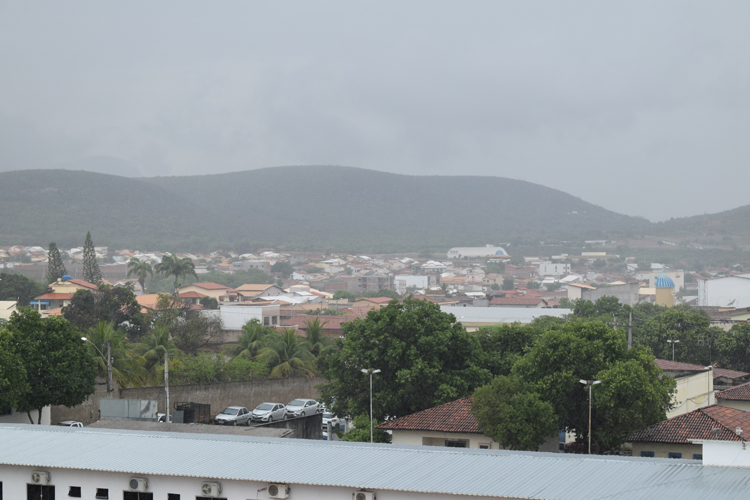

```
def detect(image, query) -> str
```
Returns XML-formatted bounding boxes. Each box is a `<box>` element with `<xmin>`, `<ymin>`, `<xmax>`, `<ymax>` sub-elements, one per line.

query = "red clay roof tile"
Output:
<box><xmin>717</xmin><ymin>381</ymin><xmax>750</xmax><ymax>401</ymax></box>
<box><xmin>629</xmin><ymin>405</ymin><xmax>749</xmax><ymax>444</ymax></box>
<box><xmin>377</xmin><ymin>398</ymin><xmax>480</xmax><ymax>434</ymax></box>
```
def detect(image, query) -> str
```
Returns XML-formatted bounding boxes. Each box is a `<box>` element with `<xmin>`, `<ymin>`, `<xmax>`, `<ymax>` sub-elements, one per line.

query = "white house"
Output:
<box><xmin>698</xmin><ymin>275</ymin><xmax>750</xmax><ymax>308</ymax></box>
<box><xmin>539</xmin><ymin>262</ymin><xmax>571</xmax><ymax>277</ymax></box>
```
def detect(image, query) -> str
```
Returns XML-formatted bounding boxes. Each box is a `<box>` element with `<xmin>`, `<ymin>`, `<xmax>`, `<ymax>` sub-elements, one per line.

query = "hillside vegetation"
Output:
<box><xmin>0</xmin><ymin>165</ymin><xmax>657</xmax><ymax>252</ymax></box>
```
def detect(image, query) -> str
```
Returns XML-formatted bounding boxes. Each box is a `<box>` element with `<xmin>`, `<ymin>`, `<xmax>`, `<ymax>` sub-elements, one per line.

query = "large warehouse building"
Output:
<box><xmin>446</xmin><ymin>245</ymin><xmax>508</xmax><ymax>259</ymax></box>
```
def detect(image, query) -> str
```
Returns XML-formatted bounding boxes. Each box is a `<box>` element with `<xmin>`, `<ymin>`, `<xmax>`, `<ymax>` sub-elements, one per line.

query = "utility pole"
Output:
<box><xmin>579</xmin><ymin>380</ymin><xmax>601</xmax><ymax>454</ymax></box>
<box><xmin>106</xmin><ymin>340</ymin><xmax>113</xmax><ymax>398</ymax></box>
<box><xmin>165</xmin><ymin>351</ymin><xmax>170</xmax><ymax>424</ymax></box>
<box><xmin>628</xmin><ymin>311</ymin><xmax>633</xmax><ymax>350</ymax></box>
<box><xmin>361</xmin><ymin>368</ymin><xmax>381</xmax><ymax>443</ymax></box>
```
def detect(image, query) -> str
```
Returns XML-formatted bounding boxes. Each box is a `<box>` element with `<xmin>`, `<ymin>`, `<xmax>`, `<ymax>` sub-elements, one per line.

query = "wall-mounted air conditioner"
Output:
<box><xmin>31</xmin><ymin>471</ymin><xmax>50</xmax><ymax>485</ymax></box>
<box><xmin>354</xmin><ymin>491</ymin><xmax>375</xmax><ymax>500</ymax></box>
<box><xmin>128</xmin><ymin>477</ymin><xmax>148</xmax><ymax>492</ymax></box>
<box><xmin>201</xmin><ymin>482</ymin><xmax>222</xmax><ymax>497</ymax></box>
<box><xmin>268</xmin><ymin>483</ymin><xmax>290</xmax><ymax>499</ymax></box>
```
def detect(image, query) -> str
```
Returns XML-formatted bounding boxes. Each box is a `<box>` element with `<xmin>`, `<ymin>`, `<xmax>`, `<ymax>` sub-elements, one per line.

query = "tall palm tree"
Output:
<box><xmin>304</xmin><ymin>317</ymin><xmax>330</xmax><ymax>357</ymax></box>
<box><xmin>86</xmin><ymin>320</ymin><xmax>145</xmax><ymax>387</ymax></box>
<box><xmin>132</xmin><ymin>324</ymin><xmax>183</xmax><ymax>385</ymax></box>
<box><xmin>256</xmin><ymin>329</ymin><xmax>316</xmax><ymax>378</ymax></box>
<box><xmin>223</xmin><ymin>319</ymin><xmax>272</xmax><ymax>360</ymax></box>
<box><xmin>126</xmin><ymin>257</ymin><xmax>154</xmax><ymax>294</ymax></box>
<box><xmin>154</xmin><ymin>254</ymin><xmax>197</xmax><ymax>293</ymax></box>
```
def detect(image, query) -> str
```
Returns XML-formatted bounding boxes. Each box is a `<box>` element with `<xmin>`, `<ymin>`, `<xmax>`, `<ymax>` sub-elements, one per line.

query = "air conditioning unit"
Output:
<box><xmin>201</xmin><ymin>482</ymin><xmax>222</xmax><ymax>497</ymax></box>
<box><xmin>31</xmin><ymin>471</ymin><xmax>50</xmax><ymax>485</ymax></box>
<box><xmin>354</xmin><ymin>492</ymin><xmax>375</xmax><ymax>500</ymax></box>
<box><xmin>128</xmin><ymin>477</ymin><xmax>148</xmax><ymax>492</ymax></box>
<box><xmin>268</xmin><ymin>483</ymin><xmax>290</xmax><ymax>499</ymax></box>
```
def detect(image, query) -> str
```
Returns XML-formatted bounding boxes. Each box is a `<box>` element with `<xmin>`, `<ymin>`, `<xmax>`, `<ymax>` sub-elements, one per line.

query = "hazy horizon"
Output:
<box><xmin>2</xmin><ymin>1</ymin><xmax>749</xmax><ymax>222</ymax></box>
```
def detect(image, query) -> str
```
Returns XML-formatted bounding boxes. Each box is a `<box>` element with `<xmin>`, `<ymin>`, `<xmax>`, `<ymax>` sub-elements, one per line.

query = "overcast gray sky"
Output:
<box><xmin>1</xmin><ymin>1</ymin><xmax>748</xmax><ymax>221</ymax></box>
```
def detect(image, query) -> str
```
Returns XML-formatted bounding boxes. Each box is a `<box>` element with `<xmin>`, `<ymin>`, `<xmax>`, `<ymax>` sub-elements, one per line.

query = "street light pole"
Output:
<box><xmin>165</xmin><ymin>350</ymin><xmax>170</xmax><ymax>424</ymax></box>
<box><xmin>361</xmin><ymin>368</ymin><xmax>381</xmax><ymax>443</ymax></box>
<box><xmin>579</xmin><ymin>379</ymin><xmax>601</xmax><ymax>454</ymax></box>
<box><xmin>82</xmin><ymin>337</ymin><xmax>113</xmax><ymax>398</ymax></box>
<box><xmin>667</xmin><ymin>339</ymin><xmax>680</xmax><ymax>361</ymax></box>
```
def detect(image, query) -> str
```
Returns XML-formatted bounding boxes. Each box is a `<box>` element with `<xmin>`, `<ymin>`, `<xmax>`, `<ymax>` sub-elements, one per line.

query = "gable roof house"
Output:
<box><xmin>377</xmin><ymin>397</ymin><xmax>558</xmax><ymax>452</ymax></box>
<box><xmin>629</xmin><ymin>405</ymin><xmax>750</xmax><ymax>460</ymax></box>
<box><xmin>177</xmin><ymin>282</ymin><xmax>231</xmax><ymax>301</ymax></box>
<box><xmin>716</xmin><ymin>381</ymin><xmax>750</xmax><ymax>412</ymax></box>
<box><xmin>655</xmin><ymin>359</ymin><xmax>715</xmax><ymax>418</ymax></box>
<box><xmin>489</xmin><ymin>296</ymin><xmax>551</xmax><ymax>308</ymax></box>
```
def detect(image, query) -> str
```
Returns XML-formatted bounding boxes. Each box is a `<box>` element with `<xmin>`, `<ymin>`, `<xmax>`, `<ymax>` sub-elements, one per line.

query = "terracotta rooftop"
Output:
<box><xmin>717</xmin><ymin>381</ymin><xmax>750</xmax><ymax>401</ymax></box>
<box><xmin>377</xmin><ymin>397</ymin><xmax>481</xmax><ymax>434</ymax></box>
<box><xmin>355</xmin><ymin>297</ymin><xmax>394</xmax><ymax>304</ymax></box>
<box><xmin>187</xmin><ymin>282</ymin><xmax>230</xmax><ymax>290</ymax></box>
<box><xmin>179</xmin><ymin>291</ymin><xmax>207</xmax><ymax>298</ymax></box>
<box><xmin>489</xmin><ymin>297</ymin><xmax>548</xmax><ymax>306</ymax></box>
<box><xmin>235</xmin><ymin>284</ymin><xmax>274</xmax><ymax>292</ymax></box>
<box><xmin>36</xmin><ymin>293</ymin><xmax>75</xmax><ymax>300</ymax></box>
<box><xmin>714</xmin><ymin>368</ymin><xmax>750</xmax><ymax>380</ymax></box>
<box><xmin>66</xmin><ymin>278</ymin><xmax>99</xmax><ymax>290</ymax></box>
<box><xmin>655</xmin><ymin>359</ymin><xmax>708</xmax><ymax>372</ymax></box>
<box><xmin>281</xmin><ymin>315</ymin><xmax>355</xmax><ymax>332</ymax></box>
<box><xmin>629</xmin><ymin>405</ymin><xmax>750</xmax><ymax>444</ymax></box>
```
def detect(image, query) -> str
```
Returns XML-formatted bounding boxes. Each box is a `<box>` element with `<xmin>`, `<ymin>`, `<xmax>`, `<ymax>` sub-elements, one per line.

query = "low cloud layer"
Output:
<box><xmin>1</xmin><ymin>1</ymin><xmax>748</xmax><ymax>220</ymax></box>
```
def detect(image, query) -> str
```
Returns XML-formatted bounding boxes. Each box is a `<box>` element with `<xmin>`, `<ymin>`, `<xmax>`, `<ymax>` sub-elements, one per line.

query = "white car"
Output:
<box><xmin>250</xmin><ymin>402</ymin><xmax>286</xmax><ymax>423</ymax></box>
<box><xmin>56</xmin><ymin>420</ymin><xmax>83</xmax><ymax>427</ymax></box>
<box><xmin>214</xmin><ymin>406</ymin><xmax>251</xmax><ymax>426</ymax></box>
<box><xmin>285</xmin><ymin>398</ymin><xmax>319</xmax><ymax>418</ymax></box>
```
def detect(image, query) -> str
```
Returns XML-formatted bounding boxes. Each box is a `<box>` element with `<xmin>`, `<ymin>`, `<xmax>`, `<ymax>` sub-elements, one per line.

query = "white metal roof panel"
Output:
<box><xmin>4</xmin><ymin>425</ymin><xmax>750</xmax><ymax>498</ymax></box>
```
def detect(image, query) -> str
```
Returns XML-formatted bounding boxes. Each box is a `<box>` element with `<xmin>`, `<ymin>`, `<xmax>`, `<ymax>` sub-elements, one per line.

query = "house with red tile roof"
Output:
<box><xmin>377</xmin><ymin>397</ymin><xmax>558</xmax><ymax>452</ymax></box>
<box><xmin>717</xmin><ymin>381</ymin><xmax>750</xmax><ymax>412</ymax></box>
<box><xmin>629</xmin><ymin>405</ymin><xmax>750</xmax><ymax>459</ymax></box>
<box><xmin>488</xmin><ymin>296</ymin><xmax>551</xmax><ymax>308</ymax></box>
<box><xmin>281</xmin><ymin>315</ymin><xmax>356</xmax><ymax>336</ymax></box>
<box><xmin>177</xmin><ymin>282</ymin><xmax>231</xmax><ymax>302</ymax></box>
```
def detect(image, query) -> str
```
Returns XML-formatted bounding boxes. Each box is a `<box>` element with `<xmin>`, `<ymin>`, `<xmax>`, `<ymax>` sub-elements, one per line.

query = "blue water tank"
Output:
<box><xmin>61</xmin><ymin>275</ymin><xmax>72</xmax><ymax>281</ymax></box>
<box><xmin>655</xmin><ymin>275</ymin><xmax>675</xmax><ymax>288</ymax></box>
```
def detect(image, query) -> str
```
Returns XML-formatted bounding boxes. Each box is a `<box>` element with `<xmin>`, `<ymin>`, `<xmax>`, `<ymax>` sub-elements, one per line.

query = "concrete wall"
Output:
<box><xmin>261</xmin><ymin>412</ymin><xmax>323</xmax><ymax>440</ymax></box>
<box><xmin>391</xmin><ymin>429</ymin><xmax>558</xmax><ymax>452</ymax></box>
<box><xmin>581</xmin><ymin>283</ymin><xmax>640</xmax><ymax>306</ymax></box>
<box><xmin>52</xmin><ymin>376</ymin><xmax>323</xmax><ymax>426</ymax></box>
<box><xmin>668</xmin><ymin>371</ymin><xmax>714</xmax><ymax>419</ymax></box>
<box><xmin>717</xmin><ymin>399</ymin><xmax>750</xmax><ymax>412</ymax></box>
<box><xmin>698</xmin><ymin>276</ymin><xmax>750</xmax><ymax>308</ymax></box>
<box><xmin>630</xmin><ymin>442</ymin><xmax>703</xmax><ymax>459</ymax></box>
<box><xmin>0</xmin><ymin>406</ymin><xmax>50</xmax><ymax>425</ymax></box>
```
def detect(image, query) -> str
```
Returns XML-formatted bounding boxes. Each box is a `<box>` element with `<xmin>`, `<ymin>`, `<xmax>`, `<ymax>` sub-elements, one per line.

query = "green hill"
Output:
<box><xmin>0</xmin><ymin>166</ymin><xmax>650</xmax><ymax>252</ymax></box>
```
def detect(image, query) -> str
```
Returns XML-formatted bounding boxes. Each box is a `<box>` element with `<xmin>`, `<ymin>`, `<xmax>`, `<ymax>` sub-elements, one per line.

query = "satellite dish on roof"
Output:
<box><xmin>61</xmin><ymin>275</ymin><xmax>72</xmax><ymax>281</ymax></box>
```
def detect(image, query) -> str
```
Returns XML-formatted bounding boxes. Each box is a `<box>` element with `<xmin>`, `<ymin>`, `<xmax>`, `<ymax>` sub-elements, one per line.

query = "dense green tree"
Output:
<box><xmin>126</xmin><ymin>257</ymin><xmax>154</xmax><ymax>294</ymax></box>
<box><xmin>0</xmin><ymin>327</ymin><xmax>27</xmax><ymax>412</ymax></box>
<box><xmin>571</xmin><ymin>296</ymin><xmax>625</xmax><ymax>320</ymax></box>
<box><xmin>304</xmin><ymin>317</ymin><xmax>331</xmax><ymax>357</ymax></box>
<box><xmin>339</xmin><ymin>414</ymin><xmax>391</xmax><ymax>443</ymax></box>
<box><xmin>154</xmin><ymin>254</ymin><xmax>198</xmax><ymax>292</ymax></box>
<box><xmin>513</xmin><ymin>319</ymin><xmax>675</xmax><ymax>452</ymax></box>
<box><xmin>0</xmin><ymin>272</ymin><xmax>45</xmax><ymax>307</ymax></box>
<box><xmin>256</xmin><ymin>329</ymin><xmax>316</xmax><ymax>378</ymax></box>
<box><xmin>62</xmin><ymin>285</ymin><xmax>143</xmax><ymax>336</ymax></box>
<box><xmin>223</xmin><ymin>319</ymin><xmax>274</xmax><ymax>360</ymax></box>
<box><xmin>474</xmin><ymin>323</ymin><xmax>543</xmax><ymax>377</ymax></box>
<box><xmin>45</xmin><ymin>242</ymin><xmax>67</xmax><ymax>284</ymax></box>
<box><xmin>132</xmin><ymin>324</ymin><xmax>183</xmax><ymax>385</ymax></box>
<box><xmin>82</xmin><ymin>231</ymin><xmax>102</xmax><ymax>284</ymax></box>
<box><xmin>168</xmin><ymin>352</ymin><xmax>268</xmax><ymax>385</ymax></box>
<box><xmin>270</xmin><ymin>261</ymin><xmax>294</xmax><ymax>279</ymax></box>
<box><xmin>361</xmin><ymin>289</ymin><xmax>400</xmax><ymax>299</ymax></box>
<box><xmin>333</xmin><ymin>290</ymin><xmax>358</xmax><ymax>301</ymax></box>
<box><xmin>141</xmin><ymin>293</ymin><xmax>223</xmax><ymax>355</ymax></box>
<box><xmin>6</xmin><ymin>309</ymin><xmax>97</xmax><ymax>423</ymax></box>
<box><xmin>199</xmin><ymin>296</ymin><xmax>219</xmax><ymax>309</ymax></box>
<box><xmin>501</xmin><ymin>277</ymin><xmax>515</xmax><ymax>290</ymax></box>
<box><xmin>715</xmin><ymin>323</ymin><xmax>750</xmax><ymax>373</ymax></box>
<box><xmin>317</xmin><ymin>297</ymin><xmax>491</xmax><ymax>421</ymax></box>
<box><xmin>84</xmin><ymin>320</ymin><xmax>144</xmax><ymax>388</ymax></box>
<box><xmin>635</xmin><ymin>306</ymin><xmax>712</xmax><ymax>364</ymax></box>
<box><xmin>471</xmin><ymin>375</ymin><xmax>557</xmax><ymax>450</ymax></box>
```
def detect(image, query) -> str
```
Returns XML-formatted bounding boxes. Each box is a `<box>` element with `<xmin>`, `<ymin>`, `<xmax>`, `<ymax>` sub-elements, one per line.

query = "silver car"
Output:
<box><xmin>214</xmin><ymin>406</ymin><xmax>251</xmax><ymax>426</ymax></box>
<box><xmin>250</xmin><ymin>402</ymin><xmax>286</xmax><ymax>423</ymax></box>
<box><xmin>285</xmin><ymin>398</ymin><xmax>319</xmax><ymax>418</ymax></box>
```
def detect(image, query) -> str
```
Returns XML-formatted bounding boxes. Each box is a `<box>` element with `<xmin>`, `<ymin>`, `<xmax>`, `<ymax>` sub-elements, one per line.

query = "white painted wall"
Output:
<box><xmin>0</xmin><ymin>464</ymin><xmax>460</xmax><ymax>500</ymax></box>
<box><xmin>700</xmin><ymin>440</ymin><xmax>750</xmax><ymax>467</ymax></box>
<box><xmin>0</xmin><ymin>406</ymin><xmax>50</xmax><ymax>425</ymax></box>
<box><xmin>220</xmin><ymin>304</ymin><xmax>280</xmax><ymax>330</ymax></box>
<box><xmin>698</xmin><ymin>276</ymin><xmax>750</xmax><ymax>308</ymax></box>
<box><xmin>539</xmin><ymin>262</ymin><xmax>570</xmax><ymax>277</ymax></box>
<box><xmin>391</xmin><ymin>429</ymin><xmax>559</xmax><ymax>453</ymax></box>
<box><xmin>668</xmin><ymin>371</ymin><xmax>714</xmax><ymax>419</ymax></box>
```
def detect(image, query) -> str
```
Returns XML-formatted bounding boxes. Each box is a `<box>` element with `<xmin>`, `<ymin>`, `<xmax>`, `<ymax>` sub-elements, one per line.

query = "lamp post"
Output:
<box><xmin>705</xmin><ymin>365</ymin><xmax>713</xmax><ymax>406</ymax></box>
<box><xmin>667</xmin><ymin>339</ymin><xmax>680</xmax><ymax>361</ymax></box>
<box><xmin>361</xmin><ymin>368</ymin><xmax>381</xmax><ymax>443</ymax></box>
<box><xmin>82</xmin><ymin>337</ymin><xmax>113</xmax><ymax>398</ymax></box>
<box><xmin>579</xmin><ymin>379</ymin><xmax>601</xmax><ymax>454</ymax></box>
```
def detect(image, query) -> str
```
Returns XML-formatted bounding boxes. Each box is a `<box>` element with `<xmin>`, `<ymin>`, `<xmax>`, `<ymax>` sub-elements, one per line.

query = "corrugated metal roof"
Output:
<box><xmin>4</xmin><ymin>424</ymin><xmax>750</xmax><ymax>498</ymax></box>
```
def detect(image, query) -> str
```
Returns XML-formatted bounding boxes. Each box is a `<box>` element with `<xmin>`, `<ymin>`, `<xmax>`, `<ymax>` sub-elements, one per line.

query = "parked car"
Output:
<box><xmin>250</xmin><ymin>402</ymin><xmax>286</xmax><ymax>423</ymax></box>
<box><xmin>214</xmin><ymin>406</ymin><xmax>251</xmax><ymax>426</ymax></box>
<box><xmin>56</xmin><ymin>420</ymin><xmax>83</xmax><ymax>427</ymax></box>
<box><xmin>156</xmin><ymin>413</ymin><xmax>173</xmax><ymax>423</ymax></box>
<box><xmin>285</xmin><ymin>398</ymin><xmax>319</xmax><ymax>418</ymax></box>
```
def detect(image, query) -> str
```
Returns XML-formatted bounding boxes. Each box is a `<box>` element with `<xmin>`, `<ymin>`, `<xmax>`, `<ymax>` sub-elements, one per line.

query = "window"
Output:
<box><xmin>95</xmin><ymin>488</ymin><xmax>108</xmax><ymax>499</ymax></box>
<box><xmin>68</xmin><ymin>486</ymin><xmax>82</xmax><ymax>497</ymax></box>
<box><xmin>264</xmin><ymin>316</ymin><xmax>270</xmax><ymax>326</ymax></box>
<box><xmin>479</xmin><ymin>444</ymin><xmax>490</xmax><ymax>450</ymax></box>
<box><xmin>27</xmin><ymin>484</ymin><xmax>55</xmax><ymax>500</ymax></box>
<box><xmin>640</xmin><ymin>451</ymin><xmax>655</xmax><ymax>457</ymax></box>
<box><xmin>167</xmin><ymin>495</ymin><xmax>180</xmax><ymax>500</ymax></box>
<box><xmin>122</xmin><ymin>493</ymin><xmax>153</xmax><ymax>500</ymax></box>
<box><xmin>668</xmin><ymin>452</ymin><xmax>682</xmax><ymax>459</ymax></box>
<box><xmin>445</xmin><ymin>439</ymin><xmax>468</xmax><ymax>448</ymax></box>
<box><xmin>693</xmin><ymin>454</ymin><xmax>703</xmax><ymax>460</ymax></box>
